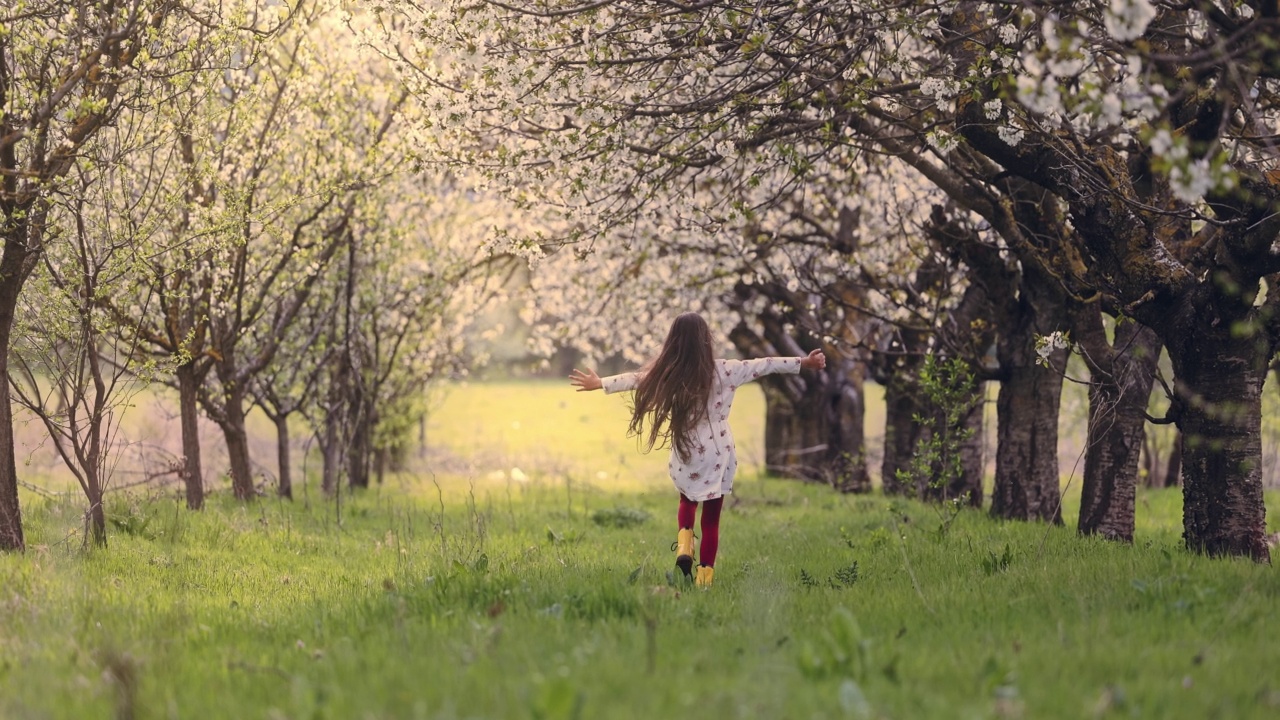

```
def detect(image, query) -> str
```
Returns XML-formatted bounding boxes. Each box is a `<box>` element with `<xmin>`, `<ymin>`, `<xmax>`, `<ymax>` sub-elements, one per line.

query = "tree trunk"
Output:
<box><xmin>210</xmin><ymin>345</ymin><xmax>257</xmax><ymax>501</ymax></box>
<box><xmin>957</xmin><ymin>390</ymin><xmax>986</xmax><ymax>507</ymax></box>
<box><xmin>1162</xmin><ymin>431</ymin><xmax>1182</xmax><ymax>489</ymax></box>
<box><xmin>348</xmin><ymin>412</ymin><xmax>371</xmax><ymax>489</ymax></box>
<box><xmin>1077</xmin><ymin>321</ymin><xmax>1161</xmax><ymax>541</ymax></box>
<box><xmin>880</xmin><ymin>369</ymin><xmax>922</xmax><ymax>497</ymax></box>
<box><xmin>218</xmin><ymin>382</ymin><xmax>255</xmax><ymax>500</ymax></box>
<box><xmin>175</xmin><ymin>361</ymin><xmax>205</xmax><ymax>510</ymax></box>
<box><xmin>1167</xmin><ymin>332</ymin><xmax>1270</xmax><ymax>561</ymax></box>
<box><xmin>321</xmin><ymin>410</ymin><xmax>341</xmax><ymax>495</ymax></box>
<box><xmin>223</xmin><ymin>420</ymin><xmax>255</xmax><ymax>501</ymax></box>
<box><xmin>990</xmin><ymin>348</ymin><xmax>1067</xmax><ymax>523</ymax></box>
<box><xmin>0</xmin><ymin>237</ymin><xmax>33</xmax><ymax>551</ymax></box>
<box><xmin>986</xmin><ymin>254</ymin><xmax>1069</xmax><ymax>524</ymax></box>
<box><xmin>760</xmin><ymin>362</ymin><xmax>869</xmax><ymax>492</ymax></box>
<box><xmin>0</xmin><ymin>329</ymin><xmax>25</xmax><ymax>552</ymax></box>
<box><xmin>86</xmin><ymin>480</ymin><xmax>107</xmax><ymax>547</ymax></box>
<box><xmin>275</xmin><ymin>414</ymin><xmax>292</xmax><ymax>500</ymax></box>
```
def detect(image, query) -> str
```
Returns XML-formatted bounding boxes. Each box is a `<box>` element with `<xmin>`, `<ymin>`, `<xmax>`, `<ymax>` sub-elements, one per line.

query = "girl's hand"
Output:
<box><xmin>569</xmin><ymin>368</ymin><xmax>602</xmax><ymax>392</ymax></box>
<box><xmin>800</xmin><ymin>349</ymin><xmax>826</xmax><ymax>371</ymax></box>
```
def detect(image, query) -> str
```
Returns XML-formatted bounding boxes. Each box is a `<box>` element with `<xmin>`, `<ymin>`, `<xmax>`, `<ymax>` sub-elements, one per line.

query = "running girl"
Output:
<box><xmin>569</xmin><ymin>312</ymin><xmax>826</xmax><ymax>587</ymax></box>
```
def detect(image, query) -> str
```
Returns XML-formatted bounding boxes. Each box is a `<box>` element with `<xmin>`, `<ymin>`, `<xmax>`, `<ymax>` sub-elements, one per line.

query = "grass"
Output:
<box><xmin>2</xmin><ymin>381</ymin><xmax>1279</xmax><ymax>719</ymax></box>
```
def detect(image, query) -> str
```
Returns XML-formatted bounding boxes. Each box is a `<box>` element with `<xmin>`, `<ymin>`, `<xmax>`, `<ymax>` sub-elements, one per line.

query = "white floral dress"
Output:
<box><xmin>602</xmin><ymin>357</ymin><xmax>803</xmax><ymax>501</ymax></box>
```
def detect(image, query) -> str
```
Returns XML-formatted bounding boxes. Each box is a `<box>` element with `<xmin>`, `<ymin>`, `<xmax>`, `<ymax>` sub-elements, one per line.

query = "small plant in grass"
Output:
<box><xmin>831</xmin><ymin>562</ymin><xmax>860</xmax><ymax>588</ymax></box>
<box><xmin>797</xmin><ymin>607</ymin><xmax>871</xmax><ymax>681</ymax></box>
<box><xmin>798</xmin><ymin>562</ymin><xmax>860</xmax><ymax>589</ymax></box>
<box><xmin>531</xmin><ymin>677</ymin><xmax>584</xmax><ymax>720</ymax></box>
<box><xmin>545</xmin><ymin>526</ymin><xmax>584</xmax><ymax>544</ymax></box>
<box><xmin>108</xmin><ymin>503</ymin><xmax>157</xmax><ymax>540</ymax></box>
<box><xmin>981</xmin><ymin>544</ymin><xmax>1014</xmax><ymax>575</ymax></box>
<box><xmin>590</xmin><ymin>506</ymin><xmax>651</xmax><ymax>528</ymax></box>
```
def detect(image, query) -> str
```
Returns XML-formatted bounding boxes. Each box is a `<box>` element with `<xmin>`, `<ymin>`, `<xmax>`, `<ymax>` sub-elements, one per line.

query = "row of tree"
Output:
<box><xmin>0</xmin><ymin>0</ymin><xmax>500</xmax><ymax>549</ymax></box>
<box><xmin>376</xmin><ymin>0</ymin><xmax>1280</xmax><ymax>561</ymax></box>
<box><xmin>4</xmin><ymin>1</ymin><xmax>1276</xmax><ymax>563</ymax></box>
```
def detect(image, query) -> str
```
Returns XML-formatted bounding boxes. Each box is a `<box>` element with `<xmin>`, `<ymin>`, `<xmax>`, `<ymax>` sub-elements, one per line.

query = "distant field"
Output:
<box><xmin>15</xmin><ymin>371</ymin><xmax>1280</xmax><ymax>508</ymax></box>
<box><xmin>2</xmin><ymin>380</ymin><xmax>1278</xmax><ymax>719</ymax></box>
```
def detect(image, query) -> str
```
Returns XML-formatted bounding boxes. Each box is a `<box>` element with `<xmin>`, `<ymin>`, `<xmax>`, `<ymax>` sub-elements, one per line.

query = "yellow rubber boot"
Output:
<box><xmin>675</xmin><ymin>529</ymin><xmax>695</xmax><ymax>578</ymax></box>
<box><xmin>695</xmin><ymin>565</ymin><xmax>715</xmax><ymax>588</ymax></box>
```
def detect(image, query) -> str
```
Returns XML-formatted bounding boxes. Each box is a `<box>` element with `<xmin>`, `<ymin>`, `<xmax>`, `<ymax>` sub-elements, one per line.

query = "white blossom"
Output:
<box><xmin>997</xmin><ymin>125</ymin><xmax>1025</xmax><ymax>147</ymax></box>
<box><xmin>1105</xmin><ymin>0</ymin><xmax>1157</xmax><ymax>42</ymax></box>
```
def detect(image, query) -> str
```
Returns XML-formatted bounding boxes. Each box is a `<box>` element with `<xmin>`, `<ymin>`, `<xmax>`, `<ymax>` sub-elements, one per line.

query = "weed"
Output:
<box><xmin>981</xmin><ymin>544</ymin><xmax>1014</xmax><ymax>575</ymax></box>
<box><xmin>107</xmin><ymin>504</ymin><xmax>155</xmax><ymax>540</ymax></box>
<box><xmin>545</xmin><ymin>526</ymin><xmax>584</xmax><ymax>544</ymax></box>
<box><xmin>798</xmin><ymin>562</ymin><xmax>860</xmax><ymax>590</ymax></box>
<box><xmin>831</xmin><ymin>562</ymin><xmax>860</xmax><ymax>588</ymax></box>
<box><xmin>797</xmin><ymin>607</ymin><xmax>871</xmax><ymax>680</ymax></box>
<box><xmin>590</xmin><ymin>506</ymin><xmax>651</xmax><ymax>528</ymax></box>
<box><xmin>531</xmin><ymin>677</ymin><xmax>584</xmax><ymax>720</ymax></box>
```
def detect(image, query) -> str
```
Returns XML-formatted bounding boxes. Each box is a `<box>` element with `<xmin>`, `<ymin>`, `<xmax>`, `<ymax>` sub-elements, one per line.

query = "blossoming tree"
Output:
<box><xmin>0</xmin><ymin>0</ymin><xmax>241</xmax><ymax>549</ymax></box>
<box><xmin>380</xmin><ymin>0</ymin><xmax>1279</xmax><ymax>559</ymax></box>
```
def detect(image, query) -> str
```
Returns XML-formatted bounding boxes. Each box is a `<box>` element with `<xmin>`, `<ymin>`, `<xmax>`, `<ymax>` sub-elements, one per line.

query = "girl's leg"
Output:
<box><xmin>675</xmin><ymin>493</ymin><xmax>698</xmax><ymax>578</ymax></box>
<box><xmin>677</xmin><ymin>493</ymin><xmax>697</xmax><ymax>530</ymax></box>
<box><xmin>699</xmin><ymin>496</ymin><xmax>724</xmax><ymax>567</ymax></box>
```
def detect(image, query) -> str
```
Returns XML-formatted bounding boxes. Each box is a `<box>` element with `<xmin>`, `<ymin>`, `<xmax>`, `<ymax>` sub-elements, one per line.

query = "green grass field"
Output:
<box><xmin>2</xmin><ymin>381</ymin><xmax>1278</xmax><ymax>719</ymax></box>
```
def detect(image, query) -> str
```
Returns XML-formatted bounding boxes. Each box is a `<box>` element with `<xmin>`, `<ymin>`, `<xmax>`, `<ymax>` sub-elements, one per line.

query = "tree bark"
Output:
<box><xmin>1166</xmin><ymin>322</ymin><xmax>1270</xmax><ymax>561</ymax></box>
<box><xmin>348</xmin><ymin>408</ymin><xmax>371</xmax><ymax>489</ymax></box>
<box><xmin>879</xmin><ymin>368</ymin><xmax>921</xmax><ymax>497</ymax></box>
<box><xmin>223</xmin><ymin>419</ymin><xmax>255</xmax><ymax>501</ymax></box>
<box><xmin>321</xmin><ymin>410</ymin><xmax>341</xmax><ymax>495</ymax></box>
<box><xmin>175</xmin><ymin>361</ymin><xmax>205</xmax><ymax>510</ymax></box>
<box><xmin>274</xmin><ymin>414</ymin><xmax>292</xmax><ymax>500</ymax></box>
<box><xmin>1162</xmin><ymin>432</ymin><xmax>1182</xmax><ymax>489</ymax></box>
<box><xmin>0</xmin><ymin>236</ymin><xmax>34</xmax><ymax>551</ymax></box>
<box><xmin>957</xmin><ymin>392</ymin><xmax>985</xmax><ymax>506</ymax></box>
<box><xmin>86</xmin><ymin>481</ymin><xmax>107</xmax><ymax>547</ymax></box>
<box><xmin>0</xmin><ymin>314</ymin><xmax>25</xmax><ymax>552</ymax></box>
<box><xmin>1077</xmin><ymin>318</ymin><xmax>1162</xmax><ymax>541</ymax></box>
<box><xmin>218</xmin><ymin>380</ymin><xmax>256</xmax><ymax>501</ymax></box>
<box><xmin>759</xmin><ymin>361</ymin><xmax>869</xmax><ymax>492</ymax></box>
<box><xmin>990</xmin><ymin>349</ymin><xmax>1067</xmax><ymax>523</ymax></box>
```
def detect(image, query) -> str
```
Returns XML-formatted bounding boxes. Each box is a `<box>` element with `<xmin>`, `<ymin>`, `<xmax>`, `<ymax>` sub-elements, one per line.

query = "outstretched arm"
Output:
<box><xmin>569</xmin><ymin>368</ymin><xmax>602</xmax><ymax>392</ymax></box>
<box><xmin>801</xmin><ymin>349</ymin><xmax>826</xmax><ymax>371</ymax></box>
<box><xmin>723</xmin><ymin>349</ymin><xmax>826</xmax><ymax>386</ymax></box>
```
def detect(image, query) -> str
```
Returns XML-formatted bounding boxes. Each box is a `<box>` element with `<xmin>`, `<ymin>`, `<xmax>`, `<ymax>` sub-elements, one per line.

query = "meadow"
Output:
<box><xmin>1</xmin><ymin>381</ymin><xmax>1278</xmax><ymax>719</ymax></box>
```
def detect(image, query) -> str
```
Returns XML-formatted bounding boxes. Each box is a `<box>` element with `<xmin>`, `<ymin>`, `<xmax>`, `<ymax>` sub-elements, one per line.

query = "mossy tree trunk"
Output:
<box><xmin>1075</xmin><ymin>308</ymin><xmax>1161</xmax><ymax>541</ymax></box>
<box><xmin>989</xmin><ymin>263</ymin><xmax>1070</xmax><ymax>524</ymax></box>
<box><xmin>1163</xmin><ymin>289</ymin><xmax>1272</xmax><ymax>561</ymax></box>
<box><xmin>730</xmin><ymin>315</ymin><xmax>870</xmax><ymax>493</ymax></box>
<box><xmin>758</xmin><ymin>362</ymin><xmax>869</xmax><ymax>491</ymax></box>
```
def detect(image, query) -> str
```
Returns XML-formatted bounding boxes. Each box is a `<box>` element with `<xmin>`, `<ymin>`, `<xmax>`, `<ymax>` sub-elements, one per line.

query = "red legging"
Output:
<box><xmin>678</xmin><ymin>493</ymin><xmax>724</xmax><ymax>567</ymax></box>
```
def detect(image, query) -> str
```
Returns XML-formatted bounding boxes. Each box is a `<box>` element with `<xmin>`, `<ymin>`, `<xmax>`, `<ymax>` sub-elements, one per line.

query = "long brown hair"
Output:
<box><xmin>629</xmin><ymin>312</ymin><xmax>716</xmax><ymax>463</ymax></box>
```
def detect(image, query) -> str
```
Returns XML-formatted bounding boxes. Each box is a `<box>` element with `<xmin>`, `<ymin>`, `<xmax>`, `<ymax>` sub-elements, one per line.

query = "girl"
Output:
<box><xmin>569</xmin><ymin>312</ymin><xmax>825</xmax><ymax>588</ymax></box>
